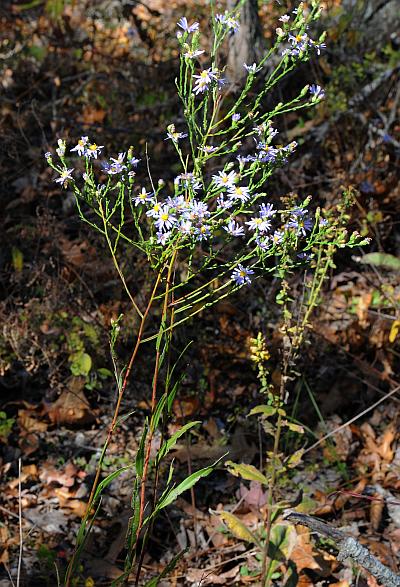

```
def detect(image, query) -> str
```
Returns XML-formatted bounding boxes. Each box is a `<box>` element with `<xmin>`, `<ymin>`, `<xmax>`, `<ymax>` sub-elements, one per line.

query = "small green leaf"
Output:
<box><xmin>11</xmin><ymin>247</ymin><xmax>24</xmax><ymax>272</ymax></box>
<box><xmin>218</xmin><ymin>511</ymin><xmax>260</xmax><ymax>545</ymax></box>
<box><xmin>225</xmin><ymin>461</ymin><xmax>269</xmax><ymax>485</ymax></box>
<box><xmin>136</xmin><ymin>421</ymin><xmax>148</xmax><ymax>478</ymax></box>
<box><xmin>248</xmin><ymin>405</ymin><xmax>277</xmax><ymax>418</ymax></box>
<box><xmin>155</xmin><ymin>457</ymin><xmax>222</xmax><ymax>512</ymax></box>
<box><xmin>358</xmin><ymin>252</ymin><xmax>400</xmax><ymax>271</ymax></box>
<box><xmin>69</xmin><ymin>351</ymin><xmax>92</xmax><ymax>376</ymax></box>
<box><xmin>158</xmin><ymin>421</ymin><xmax>201</xmax><ymax>461</ymax></box>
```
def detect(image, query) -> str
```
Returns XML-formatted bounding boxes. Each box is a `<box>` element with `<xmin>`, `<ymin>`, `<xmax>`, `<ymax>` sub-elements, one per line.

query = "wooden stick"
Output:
<box><xmin>284</xmin><ymin>510</ymin><xmax>400</xmax><ymax>587</ymax></box>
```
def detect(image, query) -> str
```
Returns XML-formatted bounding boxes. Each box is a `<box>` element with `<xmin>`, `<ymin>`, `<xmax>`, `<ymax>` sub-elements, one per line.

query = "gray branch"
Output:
<box><xmin>284</xmin><ymin>510</ymin><xmax>400</xmax><ymax>587</ymax></box>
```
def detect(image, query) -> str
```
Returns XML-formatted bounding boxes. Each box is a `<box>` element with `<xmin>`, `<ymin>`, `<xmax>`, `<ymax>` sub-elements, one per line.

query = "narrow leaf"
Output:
<box><xmin>226</xmin><ymin>461</ymin><xmax>269</xmax><ymax>485</ymax></box>
<box><xmin>218</xmin><ymin>511</ymin><xmax>260</xmax><ymax>545</ymax></box>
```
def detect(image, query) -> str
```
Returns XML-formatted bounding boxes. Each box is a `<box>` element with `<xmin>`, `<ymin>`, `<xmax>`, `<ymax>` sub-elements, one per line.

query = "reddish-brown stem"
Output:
<box><xmin>135</xmin><ymin>254</ymin><xmax>176</xmax><ymax>549</ymax></box>
<box><xmin>65</xmin><ymin>272</ymin><xmax>161</xmax><ymax>587</ymax></box>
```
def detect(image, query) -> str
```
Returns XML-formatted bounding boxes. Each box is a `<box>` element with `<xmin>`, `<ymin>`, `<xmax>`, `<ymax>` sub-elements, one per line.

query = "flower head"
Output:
<box><xmin>183</xmin><ymin>48</ymin><xmax>205</xmax><ymax>59</ymax></box>
<box><xmin>133</xmin><ymin>187</ymin><xmax>153</xmax><ymax>206</ymax></box>
<box><xmin>309</xmin><ymin>84</ymin><xmax>325</xmax><ymax>100</ymax></box>
<box><xmin>177</xmin><ymin>17</ymin><xmax>199</xmax><ymax>34</ymax></box>
<box><xmin>56</xmin><ymin>139</ymin><xmax>66</xmax><ymax>157</ymax></box>
<box><xmin>231</xmin><ymin>264</ymin><xmax>254</xmax><ymax>286</ymax></box>
<box><xmin>70</xmin><ymin>136</ymin><xmax>89</xmax><ymax>156</ymax></box>
<box><xmin>86</xmin><ymin>143</ymin><xmax>104</xmax><ymax>159</ymax></box>
<box><xmin>223</xmin><ymin>219</ymin><xmax>245</xmax><ymax>237</ymax></box>
<box><xmin>154</xmin><ymin>206</ymin><xmax>177</xmax><ymax>232</ymax></box>
<box><xmin>165</xmin><ymin>124</ymin><xmax>188</xmax><ymax>142</ymax></box>
<box><xmin>227</xmin><ymin>185</ymin><xmax>250</xmax><ymax>202</ymax></box>
<box><xmin>259</xmin><ymin>203</ymin><xmax>276</xmax><ymax>218</ymax></box>
<box><xmin>212</xmin><ymin>170</ymin><xmax>237</xmax><ymax>188</ymax></box>
<box><xmin>193</xmin><ymin>68</ymin><xmax>219</xmax><ymax>94</ymax></box>
<box><xmin>215</xmin><ymin>12</ymin><xmax>240</xmax><ymax>33</ymax></box>
<box><xmin>54</xmin><ymin>168</ymin><xmax>74</xmax><ymax>187</ymax></box>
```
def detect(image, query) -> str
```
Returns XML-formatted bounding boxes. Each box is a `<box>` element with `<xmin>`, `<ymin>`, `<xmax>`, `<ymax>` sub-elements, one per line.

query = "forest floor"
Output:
<box><xmin>1</xmin><ymin>1</ymin><xmax>400</xmax><ymax>585</ymax></box>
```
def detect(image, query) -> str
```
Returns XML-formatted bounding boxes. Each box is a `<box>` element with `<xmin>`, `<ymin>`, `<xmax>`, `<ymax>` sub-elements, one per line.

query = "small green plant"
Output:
<box><xmin>0</xmin><ymin>411</ymin><xmax>14</xmax><ymax>442</ymax></box>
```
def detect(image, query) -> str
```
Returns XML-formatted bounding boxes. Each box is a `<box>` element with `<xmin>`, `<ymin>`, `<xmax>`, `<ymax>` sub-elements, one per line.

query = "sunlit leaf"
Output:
<box><xmin>218</xmin><ymin>511</ymin><xmax>260</xmax><ymax>545</ymax></box>
<box><xmin>226</xmin><ymin>461</ymin><xmax>269</xmax><ymax>484</ymax></box>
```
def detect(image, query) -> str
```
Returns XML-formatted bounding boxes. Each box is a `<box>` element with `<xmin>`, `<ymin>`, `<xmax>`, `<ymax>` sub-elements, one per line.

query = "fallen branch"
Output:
<box><xmin>284</xmin><ymin>510</ymin><xmax>400</xmax><ymax>587</ymax></box>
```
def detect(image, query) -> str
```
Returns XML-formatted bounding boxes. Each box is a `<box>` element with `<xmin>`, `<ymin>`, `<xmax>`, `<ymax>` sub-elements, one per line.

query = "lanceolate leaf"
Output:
<box><xmin>225</xmin><ymin>461</ymin><xmax>269</xmax><ymax>485</ymax></box>
<box><xmin>158</xmin><ymin>421</ymin><xmax>201</xmax><ymax>461</ymax></box>
<box><xmin>218</xmin><ymin>511</ymin><xmax>261</xmax><ymax>546</ymax></box>
<box><xmin>358</xmin><ymin>252</ymin><xmax>400</xmax><ymax>271</ymax></box>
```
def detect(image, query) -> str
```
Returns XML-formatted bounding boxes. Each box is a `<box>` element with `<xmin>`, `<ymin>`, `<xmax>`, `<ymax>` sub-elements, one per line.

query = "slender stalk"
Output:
<box><xmin>65</xmin><ymin>272</ymin><xmax>161</xmax><ymax>586</ymax></box>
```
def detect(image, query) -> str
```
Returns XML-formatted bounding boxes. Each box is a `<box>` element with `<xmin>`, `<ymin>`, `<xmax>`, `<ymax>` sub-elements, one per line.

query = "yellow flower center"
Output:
<box><xmin>161</xmin><ymin>213</ymin><xmax>169</xmax><ymax>221</ymax></box>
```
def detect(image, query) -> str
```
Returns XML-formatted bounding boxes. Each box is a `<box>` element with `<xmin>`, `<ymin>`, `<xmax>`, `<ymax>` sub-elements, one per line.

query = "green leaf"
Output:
<box><xmin>158</xmin><ymin>421</ymin><xmax>201</xmax><ymax>461</ymax></box>
<box><xmin>69</xmin><ymin>351</ymin><xmax>92</xmax><ymax>376</ymax></box>
<box><xmin>218</xmin><ymin>511</ymin><xmax>260</xmax><ymax>545</ymax></box>
<box><xmin>281</xmin><ymin>420</ymin><xmax>304</xmax><ymax>434</ymax></box>
<box><xmin>248</xmin><ymin>405</ymin><xmax>277</xmax><ymax>418</ymax></box>
<box><xmin>155</xmin><ymin>457</ymin><xmax>222</xmax><ymax>512</ymax></box>
<box><xmin>358</xmin><ymin>252</ymin><xmax>400</xmax><ymax>271</ymax></box>
<box><xmin>225</xmin><ymin>461</ymin><xmax>269</xmax><ymax>485</ymax></box>
<box><xmin>11</xmin><ymin>247</ymin><xmax>23</xmax><ymax>272</ymax></box>
<box><xmin>93</xmin><ymin>466</ymin><xmax>132</xmax><ymax>504</ymax></box>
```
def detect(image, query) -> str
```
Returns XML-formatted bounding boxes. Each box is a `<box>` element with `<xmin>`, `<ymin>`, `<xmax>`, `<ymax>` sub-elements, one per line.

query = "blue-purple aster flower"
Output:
<box><xmin>86</xmin><ymin>143</ymin><xmax>104</xmax><ymax>159</ymax></box>
<box><xmin>199</xmin><ymin>145</ymin><xmax>218</xmax><ymax>155</ymax></box>
<box><xmin>259</xmin><ymin>203</ymin><xmax>276</xmax><ymax>218</ymax></box>
<box><xmin>215</xmin><ymin>12</ymin><xmax>240</xmax><ymax>33</ymax></box>
<box><xmin>54</xmin><ymin>168</ymin><xmax>74</xmax><ymax>187</ymax></box>
<box><xmin>232</xmin><ymin>113</ymin><xmax>241</xmax><ymax>123</ymax></box>
<box><xmin>177</xmin><ymin>17</ymin><xmax>199</xmax><ymax>34</ymax></box>
<box><xmin>194</xmin><ymin>224</ymin><xmax>211</xmax><ymax>241</ymax></box>
<box><xmin>231</xmin><ymin>264</ymin><xmax>254</xmax><ymax>286</ymax></box>
<box><xmin>70</xmin><ymin>136</ymin><xmax>89</xmax><ymax>156</ymax></box>
<box><xmin>133</xmin><ymin>187</ymin><xmax>153</xmax><ymax>206</ymax></box>
<box><xmin>165</xmin><ymin>124</ymin><xmax>188</xmax><ymax>142</ymax></box>
<box><xmin>271</xmin><ymin>230</ymin><xmax>284</xmax><ymax>245</ymax></box>
<box><xmin>288</xmin><ymin>216</ymin><xmax>313</xmax><ymax>237</ymax></box>
<box><xmin>157</xmin><ymin>231</ymin><xmax>171</xmax><ymax>245</ymax></box>
<box><xmin>183</xmin><ymin>48</ymin><xmax>205</xmax><ymax>59</ymax></box>
<box><xmin>129</xmin><ymin>156</ymin><xmax>141</xmax><ymax>167</ymax></box>
<box><xmin>309</xmin><ymin>84</ymin><xmax>325</xmax><ymax>100</ymax></box>
<box><xmin>223</xmin><ymin>219</ymin><xmax>245</xmax><ymax>237</ymax></box>
<box><xmin>154</xmin><ymin>206</ymin><xmax>177</xmax><ymax>232</ymax></box>
<box><xmin>212</xmin><ymin>170</ymin><xmax>237</xmax><ymax>188</ymax></box>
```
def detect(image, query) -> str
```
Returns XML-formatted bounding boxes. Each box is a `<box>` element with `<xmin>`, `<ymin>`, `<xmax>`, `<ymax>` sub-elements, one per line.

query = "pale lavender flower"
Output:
<box><xmin>177</xmin><ymin>17</ymin><xmax>199</xmax><ymax>33</ymax></box>
<box><xmin>183</xmin><ymin>48</ymin><xmax>205</xmax><ymax>59</ymax></box>
<box><xmin>319</xmin><ymin>218</ymin><xmax>328</xmax><ymax>227</ymax></box>
<box><xmin>246</xmin><ymin>217</ymin><xmax>271</xmax><ymax>233</ymax></box>
<box><xmin>157</xmin><ymin>231</ymin><xmax>171</xmax><ymax>245</ymax></box>
<box><xmin>212</xmin><ymin>170</ymin><xmax>237</xmax><ymax>188</ymax></box>
<box><xmin>231</xmin><ymin>264</ymin><xmax>254</xmax><ymax>286</ymax></box>
<box><xmin>258</xmin><ymin>146</ymin><xmax>278</xmax><ymax>163</ymax></box>
<box><xmin>184</xmin><ymin>199</ymin><xmax>209</xmax><ymax>220</ymax></box>
<box><xmin>175</xmin><ymin>172</ymin><xmax>201</xmax><ymax>192</ymax></box>
<box><xmin>193</xmin><ymin>68</ymin><xmax>218</xmax><ymax>94</ymax></box>
<box><xmin>165</xmin><ymin>124</ymin><xmax>188</xmax><ymax>142</ymax></box>
<box><xmin>256</xmin><ymin>235</ymin><xmax>270</xmax><ymax>250</ymax></box>
<box><xmin>259</xmin><ymin>203</ymin><xmax>276</xmax><ymax>218</ymax></box>
<box><xmin>146</xmin><ymin>201</ymin><xmax>162</xmax><ymax>218</ymax></box>
<box><xmin>232</xmin><ymin>113</ymin><xmax>241</xmax><ymax>123</ymax></box>
<box><xmin>54</xmin><ymin>168</ymin><xmax>74</xmax><ymax>187</ymax></box>
<box><xmin>215</xmin><ymin>12</ymin><xmax>240</xmax><ymax>33</ymax></box>
<box><xmin>133</xmin><ymin>187</ymin><xmax>153</xmax><ymax>206</ymax></box>
<box><xmin>309</xmin><ymin>84</ymin><xmax>325</xmax><ymax>100</ymax></box>
<box><xmin>279</xmin><ymin>14</ymin><xmax>290</xmax><ymax>23</ymax></box>
<box><xmin>216</xmin><ymin>195</ymin><xmax>234</xmax><ymax>210</ymax></box>
<box><xmin>70</xmin><ymin>136</ymin><xmax>89</xmax><ymax>156</ymax></box>
<box><xmin>288</xmin><ymin>216</ymin><xmax>313</xmax><ymax>236</ymax></box>
<box><xmin>179</xmin><ymin>220</ymin><xmax>193</xmax><ymax>235</ymax></box>
<box><xmin>199</xmin><ymin>145</ymin><xmax>217</xmax><ymax>154</ymax></box>
<box><xmin>45</xmin><ymin>151</ymin><xmax>51</xmax><ymax>160</ymax></box>
<box><xmin>228</xmin><ymin>185</ymin><xmax>250</xmax><ymax>202</ymax></box>
<box><xmin>129</xmin><ymin>156</ymin><xmax>141</xmax><ymax>167</ymax></box>
<box><xmin>223</xmin><ymin>219</ymin><xmax>245</xmax><ymax>237</ymax></box>
<box><xmin>194</xmin><ymin>224</ymin><xmax>211</xmax><ymax>241</ymax></box>
<box><xmin>86</xmin><ymin>143</ymin><xmax>104</xmax><ymax>159</ymax></box>
<box><xmin>154</xmin><ymin>206</ymin><xmax>177</xmax><ymax>231</ymax></box>
<box><xmin>271</xmin><ymin>230</ymin><xmax>284</xmax><ymax>245</ymax></box>
<box><xmin>244</xmin><ymin>63</ymin><xmax>258</xmax><ymax>74</ymax></box>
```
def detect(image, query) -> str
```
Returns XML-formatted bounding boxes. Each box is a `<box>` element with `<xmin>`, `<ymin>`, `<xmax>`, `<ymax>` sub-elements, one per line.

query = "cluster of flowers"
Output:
<box><xmin>274</xmin><ymin>8</ymin><xmax>326</xmax><ymax>58</ymax></box>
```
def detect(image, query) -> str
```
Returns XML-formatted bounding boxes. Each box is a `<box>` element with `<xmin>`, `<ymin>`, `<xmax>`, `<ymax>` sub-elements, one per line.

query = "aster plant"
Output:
<box><xmin>46</xmin><ymin>1</ymin><xmax>368</xmax><ymax>584</ymax></box>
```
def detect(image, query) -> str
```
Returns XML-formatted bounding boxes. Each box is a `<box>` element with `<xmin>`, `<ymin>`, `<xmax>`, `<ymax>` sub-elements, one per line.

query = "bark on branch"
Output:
<box><xmin>284</xmin><ymin>510</ymin><xmax>400</xmax><ymax>587</ymax></box>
